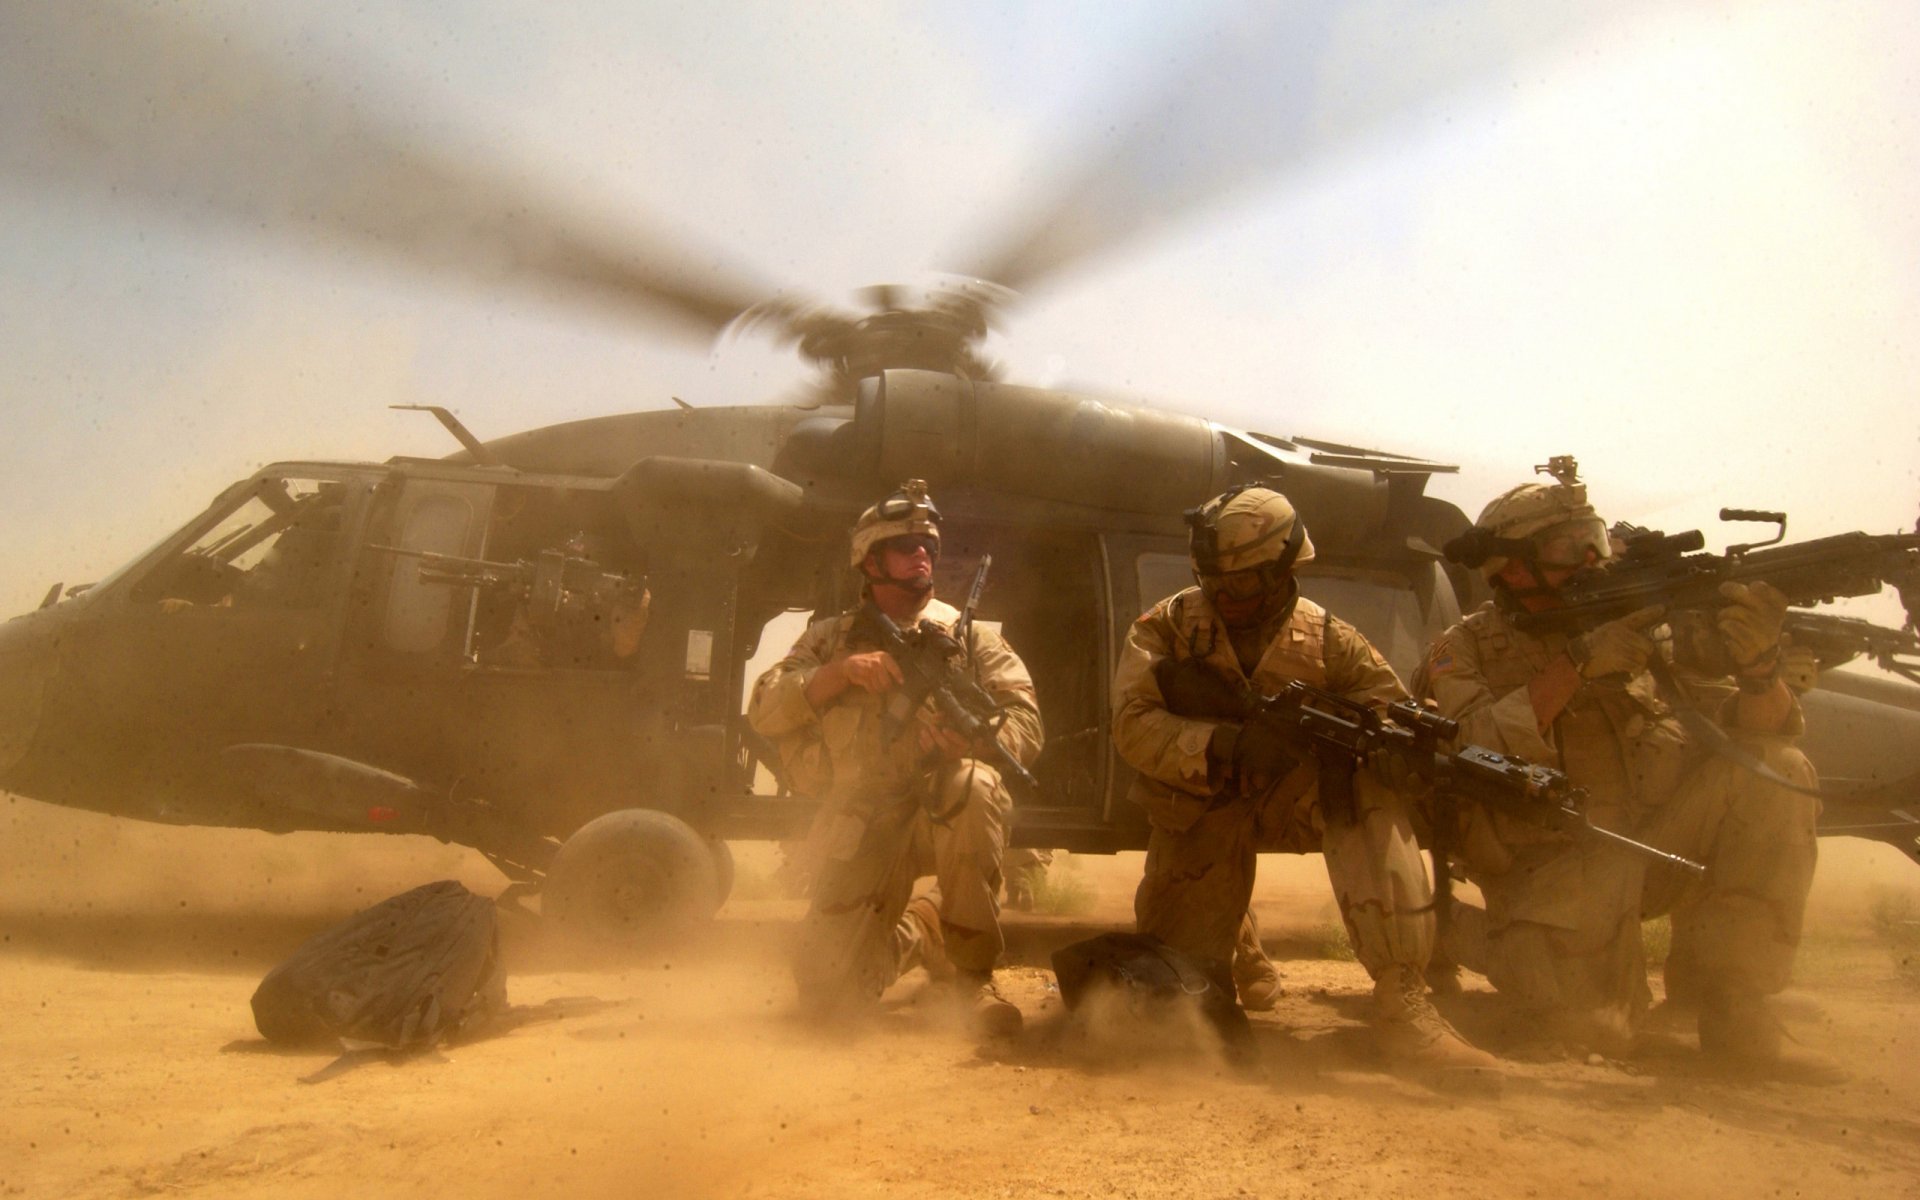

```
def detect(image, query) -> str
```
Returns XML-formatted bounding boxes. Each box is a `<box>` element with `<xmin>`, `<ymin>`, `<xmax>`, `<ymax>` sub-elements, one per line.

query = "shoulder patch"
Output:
<box><xmin>1427</xmin><ymin>637</ymin><xmax>1458</xmax><ymax>679</ymax></box>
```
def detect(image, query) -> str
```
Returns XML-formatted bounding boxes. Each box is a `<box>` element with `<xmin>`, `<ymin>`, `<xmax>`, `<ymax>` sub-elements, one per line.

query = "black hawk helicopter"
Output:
<box><xmin>1</xmin><ymin>3</ymin><xmax>1915</xmax><ymax>936</ymax></box>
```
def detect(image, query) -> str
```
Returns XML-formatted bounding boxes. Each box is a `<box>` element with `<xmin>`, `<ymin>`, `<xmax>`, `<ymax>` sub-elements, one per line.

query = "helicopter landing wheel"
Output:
<box><xmin>543</xmin><ymin>809</ymin><xmax>720</xmax><ymax>948</ymax></box>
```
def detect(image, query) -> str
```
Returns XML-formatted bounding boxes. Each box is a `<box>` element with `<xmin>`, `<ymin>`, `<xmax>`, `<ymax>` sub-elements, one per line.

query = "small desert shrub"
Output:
<box><xmin>1315</xmin><ymin>908</ymin><xmax>1356</xmax><ymax>962</ymax></box>
<box><xmin>1028</xmin><ymin>854</ymin><xmax>1097</xmax><ymax>917</ymax></box>
<box><xmin>1868</xmin><ymin>886</ymin><xmax>1920</xmax><ymax>985</ymax></box>
<box><xmin>1642</xmin><ymin>915</ymin><xmax>1672</xmax><ymax>965</ymax></box>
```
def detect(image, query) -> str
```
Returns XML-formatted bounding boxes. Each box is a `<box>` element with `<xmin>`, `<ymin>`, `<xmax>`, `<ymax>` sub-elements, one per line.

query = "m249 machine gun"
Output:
<box><xmin>1486</xmin><ymin>513</ymin><xmax>1920</xmax><ymax>639</ymax></box>
<box><xmin>376</xmin><ymin>544</ymin><xmax>646</xmax><ymax>634</ymax></box>
<box><xmin>847</xmin><ymin>555</ymin><xmax>1040</xmax><ymax>796</ymax></box>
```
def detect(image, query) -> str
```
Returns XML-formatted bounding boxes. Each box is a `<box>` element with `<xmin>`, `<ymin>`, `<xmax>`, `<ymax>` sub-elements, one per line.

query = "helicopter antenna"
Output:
<box><xmin>391</xmin><ymin>404</ymin><xmax>498</xmax><ymax>465</ymax></box>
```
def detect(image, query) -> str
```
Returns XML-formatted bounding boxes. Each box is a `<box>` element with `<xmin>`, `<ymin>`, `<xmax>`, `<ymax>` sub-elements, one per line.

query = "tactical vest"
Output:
<box><xmin>1456</xmin><ymin>604</ymin><xmax>1694</xmax><ymax>825</ymax></box>
<box><xmin>1172</xmin><ymin>588</ymin><xmax>1330</xmax><ymax>690</ymax></box>
<box><xmin>1128</xmin><ymin>589</ymin><xmax>1331</xmax><ymax>836</ymax></box>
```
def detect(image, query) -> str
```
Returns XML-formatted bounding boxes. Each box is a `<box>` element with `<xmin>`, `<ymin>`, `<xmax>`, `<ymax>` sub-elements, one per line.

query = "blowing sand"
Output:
<box><xmin>4</xmin><ymin>794</ymin><xmax>1918</xmax><ymax>1199</ymax></box>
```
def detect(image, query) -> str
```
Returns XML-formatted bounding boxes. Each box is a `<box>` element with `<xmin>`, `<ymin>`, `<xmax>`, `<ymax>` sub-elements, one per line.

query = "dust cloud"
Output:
<box><xmin>4</xmin><ymin>793</ymin><xmax>1919</xmax><ymax>1198</ymax></box>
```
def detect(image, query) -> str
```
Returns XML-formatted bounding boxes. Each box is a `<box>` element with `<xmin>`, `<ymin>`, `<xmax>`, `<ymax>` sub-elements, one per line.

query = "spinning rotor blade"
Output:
<box><xmin>0</xmin><ymin>2</ymin><xmax>767</xmax><ymax>335</ymax></box>
<box><xmin>963</xmin><ymin>0</ymin><xmax>1634</xmax><ymax>292</ymax></box>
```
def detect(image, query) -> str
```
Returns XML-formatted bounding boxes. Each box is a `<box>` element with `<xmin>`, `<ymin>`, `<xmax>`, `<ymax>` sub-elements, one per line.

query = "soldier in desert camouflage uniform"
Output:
<box><xmin>1417</xmin><ymin>462</ymin><xmax>1817</xmax><ymax>1069</ymax></box>
<box><xmin>1112</xmin><ymin>484</ymin><xmax>1494</xmax><ymax>1069</ymax></box>
<box><xmin>748</xmin><ymin>481</ymin><xmax>1041</xmax><ymax>1035</ymax></box>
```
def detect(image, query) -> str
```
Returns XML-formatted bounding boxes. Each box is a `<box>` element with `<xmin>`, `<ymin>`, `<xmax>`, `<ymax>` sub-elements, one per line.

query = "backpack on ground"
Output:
<box><xmin>1050</xmin><ymin>931</ymin><xmax>1252</xmax><ymax>1050</ymax></box>
<box><xmin>251</xmin><ymin>880</ymin><xmax>506</xmax><ymax>1049</ymax></box>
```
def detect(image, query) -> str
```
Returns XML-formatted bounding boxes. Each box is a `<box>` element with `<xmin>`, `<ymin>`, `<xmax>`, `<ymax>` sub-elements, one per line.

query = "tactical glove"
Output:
<box><xmin>1365</xmin><ymin>745</ymin><xmax>1422</xmax><ymax>794</ymax></box>
<box><xmin>1568</xmin><ymin>606</ymin><xmax>1664</xmax><ymax>679</ymax></box>
<box><xmin>1214</xmin><ymin>718</ymin><xmax>1300</xmax><ymax>795</ymax></box>
<box><xmin>1715</xmin><ymin>580</ymin><xmax>1788</xmax><ymax>675</ymax></box>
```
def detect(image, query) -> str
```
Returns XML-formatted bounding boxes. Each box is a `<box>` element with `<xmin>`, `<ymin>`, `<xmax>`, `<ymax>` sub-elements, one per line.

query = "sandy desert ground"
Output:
<box><xmin>4</xmin><ymin>794</ymin><xmax>1919</xmax><ymax>1200</ymax></box>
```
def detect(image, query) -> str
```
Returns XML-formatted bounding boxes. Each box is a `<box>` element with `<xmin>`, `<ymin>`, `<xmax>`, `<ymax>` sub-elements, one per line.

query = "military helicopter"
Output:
<box><xmin>2</xmin><ymin>4</ymin><xmax>1916</xmax><ymax>937</ymax></box>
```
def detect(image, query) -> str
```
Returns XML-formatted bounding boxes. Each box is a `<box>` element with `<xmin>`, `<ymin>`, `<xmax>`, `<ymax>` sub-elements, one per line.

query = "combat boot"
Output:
<box><xmin>1372</xmin><ymin>964</ymin><xmax>1500</xmax><ymax>1071</ymax></box>
<box><xmin>1234</xmin><ymin>958</ymin><xmax>1284</xmax><ymax>1011</ymax></box>
<box><xmin>1232</xmin><ymin>911</ymin><xmax>1282</xmax><ymax>1011</ymax></box>
<box><xmin>957</xmin><ymin>970</ymin><xmax>1023</xmax><ymax>1038</ymax></box>
<box><xmin>1699</xmin><ymin>990</ymin><xmax>1846</xmax><ymax>1085</ymax></box>
<box><xmin>893</xmin><ymin>893</ymin><xmax>955</xmax><ymax>982</ymax></box>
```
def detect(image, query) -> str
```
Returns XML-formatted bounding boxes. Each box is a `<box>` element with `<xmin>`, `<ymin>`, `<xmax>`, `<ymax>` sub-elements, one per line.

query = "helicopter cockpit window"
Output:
<box><xmin>134</xmin><ymin>477</ymin><xmax>349</xmax><ymax>612</ymax></box>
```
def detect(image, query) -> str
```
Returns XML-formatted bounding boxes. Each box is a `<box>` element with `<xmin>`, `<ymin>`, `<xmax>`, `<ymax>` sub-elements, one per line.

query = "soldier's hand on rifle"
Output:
<box><xmin>1567</xmin><ymin>606</ymin><xmax>1664</xmax><ymax>679</ymax></box>
<box><xmin>917</xmin><ymin>717</ymin><xmax>975</xmax><ymax>763</ymax></box>
<box><xmin>1364</xmin><ymin>745</ymin><xmax>1423</xmax><ymax>794</ymax></box>
<box><xmin>841</xmin><ymin>650</ymin><xmax>905</xmax><ymax>693</ymax></box>
<box><xmin>805</xmin><ymin>649</ymin><xmax>904</xmax><ymax>707</ymax></box>
<box><xmin>1715</xmin><ymin>580</ymin><xmax>1787</xmax><ymax>679</ymax></box>
<box><xmin>1222</xmin><ymin>719</ymin><xmax>1301</xmax><ymax>795</ymax></box>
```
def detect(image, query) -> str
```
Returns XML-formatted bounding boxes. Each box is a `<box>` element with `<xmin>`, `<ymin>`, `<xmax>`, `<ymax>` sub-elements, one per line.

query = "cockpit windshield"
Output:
<box><xmin>128</xmin><ymin>476</ymin><xmax>353</xmax><ymax>611</ymax></box>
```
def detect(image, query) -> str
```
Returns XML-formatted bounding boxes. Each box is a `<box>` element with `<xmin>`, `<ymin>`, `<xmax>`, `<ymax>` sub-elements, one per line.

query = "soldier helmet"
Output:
<box><xmin>849</xmin><ymin>479</ymin><xmax>942</xmax><ymax>567</ymax></box>
<box><xmin>1447</xmin><ymin>469</ymin><xmax>1611</xmax><ymax>579</ymax></box>
<box><xmin>1186</xmin><ymin>484</ymin><xmax>1315</xmax><ymax>583</ymax></box>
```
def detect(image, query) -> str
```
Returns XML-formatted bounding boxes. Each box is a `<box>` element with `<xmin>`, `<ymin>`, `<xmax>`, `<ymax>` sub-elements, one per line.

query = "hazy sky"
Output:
<box><xmin>2</xmin><ymin>0</ymin><xmax>1916</xmax><ymax>621</ymax></box>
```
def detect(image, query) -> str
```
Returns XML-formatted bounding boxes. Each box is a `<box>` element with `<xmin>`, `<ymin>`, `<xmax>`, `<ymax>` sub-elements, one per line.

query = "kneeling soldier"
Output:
<box><xmin>1113</xmin><ymin>485</ymin><xmax>1494</xmax><ymax>1070</ymax></box>
<box><xmin>1420</xmin><ymin>463</ymin><xmax>1817</xmax><ymax>1068</ymax></box>
<box><xmin>748</xmin><ymin>481</ymin><xmax>1042</xmax><ymax>1036</ymax></box>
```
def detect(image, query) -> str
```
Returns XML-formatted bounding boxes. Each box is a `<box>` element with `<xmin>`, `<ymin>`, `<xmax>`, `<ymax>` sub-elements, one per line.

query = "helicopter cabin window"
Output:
<box><xmin>1133</xmin><ymin>552</ymin><xmax>1431</xmax><ymax>681</ymax></box>
<box><xmin>463</xmin><ymin>487</ymin><xmax>652</xmax><ymax>672</ymax></box>
<box><xmin>936</xmin><ymin>524</ymin><xmax>1105</xmax><ymax>813</ymax></box>
<box><xmin>133</xmin><ymin>477</ymin><xmax>350</xmax><ymax>612</ymax></box>
<box><xmin>382</xmin><ymin>491</ymin><xmax>479</xmax><ymax>654</ymax></box>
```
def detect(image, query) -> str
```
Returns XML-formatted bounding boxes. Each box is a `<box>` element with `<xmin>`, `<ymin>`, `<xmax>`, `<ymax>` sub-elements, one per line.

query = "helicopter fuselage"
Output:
<box><xmin>5</xmin><ymin>372</ymin><xmax>1918</xmax><ymax>880</ymax></box>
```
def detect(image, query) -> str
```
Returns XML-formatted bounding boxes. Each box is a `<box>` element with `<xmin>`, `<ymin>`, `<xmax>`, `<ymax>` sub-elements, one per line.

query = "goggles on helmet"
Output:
<box><xmin>876</xmin><ymin>490</ymin><xmax>941</xmax><ymax>525</ymax></box>
<box><xmin>1529</xmin><ymin>516</ymin><xmax>1610</xmax><ymax>569</ymax></box>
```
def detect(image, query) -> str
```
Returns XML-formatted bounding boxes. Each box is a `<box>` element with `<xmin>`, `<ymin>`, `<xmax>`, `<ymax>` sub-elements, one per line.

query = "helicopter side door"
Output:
<box><xmin>39</xmin><ymin>470</ymin><xmax>374</xmax><ymax>825</ymax></box>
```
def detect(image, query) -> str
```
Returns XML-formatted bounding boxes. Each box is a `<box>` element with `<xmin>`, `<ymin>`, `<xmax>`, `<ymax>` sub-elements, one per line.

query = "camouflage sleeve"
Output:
<box><xmin>1420</xmin><ymin>620</ymin><xmax>1556</xmax><ymax>762</ymax></box>
<box><xmin>1323</xmin><ymin>615</ymin><xmax>1410</xmax><ymax>711</ymax></box>
<box><xmin>1110</xmin><ymin>601</ymin><xmax>1219</xmax><ymax>796</ymax></box>
<box><xmin>969</xmin><ymin>621</ymin><xmax>1044</xmax><ymax>768</ymax></box>
<box><xmin>746</xmin><ymin>617</ymin><xmax>839</xmax><ymax>739</ymax></box>
<box><xmin>1702</xmin><ymin>677</ymin><xmax>1808</xmax><ymax>740</ymax></box>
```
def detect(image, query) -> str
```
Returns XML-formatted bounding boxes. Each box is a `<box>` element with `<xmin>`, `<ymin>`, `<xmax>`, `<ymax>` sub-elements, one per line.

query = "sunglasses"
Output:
<box><xmin>878</xmin><ymin>534</ymin><xmax>940</xmax><ymax>559</ymax></box>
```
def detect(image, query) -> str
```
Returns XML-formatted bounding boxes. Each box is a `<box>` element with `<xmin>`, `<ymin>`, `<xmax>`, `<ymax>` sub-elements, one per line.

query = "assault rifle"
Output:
<box><xmin>375</xmin><ymin>545</ymin><xmax>644</xmax><ymax>631</ymax></box>
<box><xmin>1483</xmin><ymin>513</ymin><xmax>1920</xmax><ymax>638</ymax></box>
<box><xmin>848</xmin><ymin>555</ymin><xmax>1039</xmax><ymax>795</ymax></box>
<box><xmin>1151</xmin><ymin>658</ymin><xmax>1703</xmax><ymax>875</ymax></box>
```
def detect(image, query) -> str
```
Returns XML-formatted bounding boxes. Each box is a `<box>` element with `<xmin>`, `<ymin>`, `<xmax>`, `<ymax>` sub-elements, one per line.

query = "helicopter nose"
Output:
<box><xmin>0</xmin><ymin>611</ymin><xmax>57</xmax><ymax>781</ymax></box>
